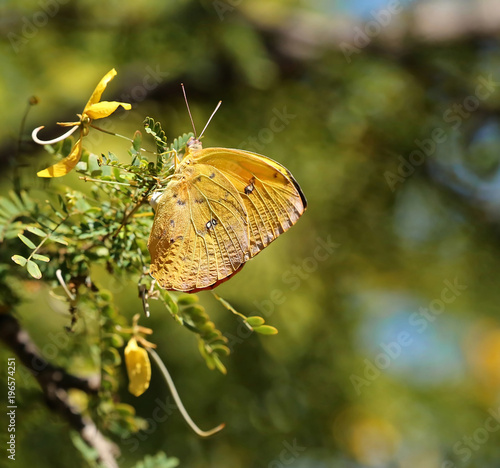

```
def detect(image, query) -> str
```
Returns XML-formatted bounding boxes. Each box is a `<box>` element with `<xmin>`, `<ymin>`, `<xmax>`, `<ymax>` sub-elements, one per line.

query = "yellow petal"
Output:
<box><xmin>84</xmin><ymin>68</ymin><xmax>117</xmax><ymax>110</ymax></box>
<box><xmin>125</xmin><ymin>338</ymin><xmax>151</xmax><ymax>397</ymax></box>
<box><xmin>84</xmin><ymin>101</ymin><xmax>132</xmax><ymax>120</ymax></box>
<box><xmin>37</xmin><ymin>138</ymin><xmax>83</xmax><ymax>178</ymax></box>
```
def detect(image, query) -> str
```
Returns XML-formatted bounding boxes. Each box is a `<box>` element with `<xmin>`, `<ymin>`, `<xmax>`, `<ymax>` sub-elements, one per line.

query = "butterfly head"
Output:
<box><xmin>187</xmin><ymin>136</ymin><xmax>203</xmax><ymax>152</ymax></box>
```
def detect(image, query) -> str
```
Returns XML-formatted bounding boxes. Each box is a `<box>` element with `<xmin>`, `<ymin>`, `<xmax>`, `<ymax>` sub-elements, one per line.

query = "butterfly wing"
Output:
<box><xmin>148</xmin><ymin>163</ymin><xmax>249</xmax><ymax>292</ymax></box>
<box><xmin>195</xmin><ymin>148</ymin><xmax>307</xmax><ymax>257</ymax></box>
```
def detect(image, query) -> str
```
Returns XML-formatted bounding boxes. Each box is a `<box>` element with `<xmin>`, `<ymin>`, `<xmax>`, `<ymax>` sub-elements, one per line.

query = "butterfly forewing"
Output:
<box><xmin>195</xmin><ymin>148</ymin><xmax>307</xmax><ymax>257</ymax></box>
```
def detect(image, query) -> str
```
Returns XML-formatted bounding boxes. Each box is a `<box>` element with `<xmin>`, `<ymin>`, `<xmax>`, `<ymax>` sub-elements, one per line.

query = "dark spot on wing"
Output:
<box><xmin>177</xmin><ymin>198</ymin><xmax>186</xmax><ymax>205</ymax></box>
<box><xmin>170</xmin><ymin>219</ymin><xmax>175</xmax><ymax>227</ymax></box>
<box><xmin>195</xmin><ymin>198</ymin><xmax>204</xmax><ymax>204</ymax></box>
<box><xmin>206</xmin><ymin>219</ymin><xmax>218</xmax><ymax>230</ymax></box>
<box><xmin>244</xmin><ymin>176</ymin><xmax>256</xmax><ymax>195</ymax></box>
<box><xmin>209</xmin><ymin>172</ymin><xmax>215</xmax><ymax>179</ymax></box>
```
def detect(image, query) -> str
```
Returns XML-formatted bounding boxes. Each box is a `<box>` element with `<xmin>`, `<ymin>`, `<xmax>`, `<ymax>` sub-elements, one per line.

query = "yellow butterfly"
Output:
<box><xmin>148</xmin><ymin>103</ymin><xmax>307</xmax><ymax>292</ymax></box>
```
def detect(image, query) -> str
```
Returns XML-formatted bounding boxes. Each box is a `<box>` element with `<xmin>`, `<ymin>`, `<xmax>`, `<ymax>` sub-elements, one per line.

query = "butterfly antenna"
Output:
<box><xmin>181</xmin><ymin>83</ymin><xmax>197</xmax><ymax>138</ymax></box>
<box><xmin>199</xmin><ymin>100</ymin><xmax>222</xmax><ymax>139</ymax></box>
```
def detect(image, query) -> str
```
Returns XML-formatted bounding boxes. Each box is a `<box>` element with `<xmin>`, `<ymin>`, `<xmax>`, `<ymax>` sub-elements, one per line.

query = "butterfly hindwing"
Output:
<box><xmin>148</xmin><ymin>162</ymin><xmax>249</xmax><ymax>291</ymax></box>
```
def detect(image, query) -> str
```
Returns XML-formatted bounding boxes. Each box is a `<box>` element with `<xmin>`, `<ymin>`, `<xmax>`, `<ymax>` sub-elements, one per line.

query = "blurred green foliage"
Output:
<box><xmin>2</xmin><ymin>0</ymin><xmax>500</xmax><ymax>467</ymax></box>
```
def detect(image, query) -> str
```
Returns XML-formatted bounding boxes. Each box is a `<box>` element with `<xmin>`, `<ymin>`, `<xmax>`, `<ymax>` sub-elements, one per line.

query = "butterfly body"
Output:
<box><xmin>148</xmin><ymin>140</ymin><xmax>306</xmax><ymax>292</ymax></box>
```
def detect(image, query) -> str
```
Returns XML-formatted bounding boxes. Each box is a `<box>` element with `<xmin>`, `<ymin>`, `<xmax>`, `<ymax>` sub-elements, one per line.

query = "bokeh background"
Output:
<box><xmin>2</xmin><ymin>0</ymin><xmax>500</xmax><ymax>467</ymax></box>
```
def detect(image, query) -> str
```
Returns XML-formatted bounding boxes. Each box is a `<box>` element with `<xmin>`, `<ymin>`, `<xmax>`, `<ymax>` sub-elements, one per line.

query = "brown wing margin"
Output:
<box><xmin>197</xmin><ymin>147</ymin><xmax>307</xmax><ymax>209</ymax></box>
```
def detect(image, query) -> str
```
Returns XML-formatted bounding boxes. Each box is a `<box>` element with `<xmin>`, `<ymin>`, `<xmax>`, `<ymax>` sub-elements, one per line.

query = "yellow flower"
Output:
<box><xmin>33</xmin><ymin>68</ymin><xmax>131</xmax><ymax>177</ymax></box>
<box><xmin>124</xmin><ymin>337</ymin><xmax>151</xmax><ymax>397</ymax></box>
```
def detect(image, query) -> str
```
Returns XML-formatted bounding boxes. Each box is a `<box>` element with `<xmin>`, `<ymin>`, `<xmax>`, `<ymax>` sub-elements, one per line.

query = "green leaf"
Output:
<box><xmin>88</xmin><ymin>153</ymin><xmax>102</xmax><ymax>174</ymax></box>
<box><xmin>199</xmin><ymin>342</ymin><xmax>215</xmax><ymax>370</ymax></box>
<box><xmin>144</xmin><ymin>117</ymin><xmax>168</xmax><ymax>154</ymax></box>
<box><xmin>70</xmin><ymin>431</ymin><xmax>99</xmax><ymax>463</ymax></box>
<box><xmin>131</xmin><ymin>451</ymin><xmax>179</xmax><ymax>468</ymax></box>
<box><xmin>107</xmin><ymin>151</ymin><xmax>118</xmax><ymax>162</ymax></box>
<box><xmin>75</xmin><ymin>197</ymin><xmax>91</xmax><ymax>212</ymax></box>
<box><xmin>184</xmin><ymin>305</ymin><xmax>207</xmax><ymax>321</ymax></box>
<box><xmin>19</xmin><ymin>190</ymin><xmax>34</xmax><ymax>210</ymax></box>
<box><xmin>114</xmin><ymin>403</ymin><xmax>136</xmax><ymax>417</ymax></box>
<box><xmin>210</xmin><ymin>344</ymin><xmax>230</xmax><ymax>357</ymax></box>
<box><xmin>100</xmin><ymin>164</ymin><xmax>112</xmax><ymax>177</ymax></box>
<box><xmin>170</xmin><ymin>132</ymin><xmax>194</xmax><ymax>152</ymax></box>
<box><xmin>11</xmin><ymin>255</ymin><xmax>27</xmax><ymax>266</ymax></box>
<box><xmin>51</xmin><ymin>236</ymin><xmax>68</xmax><ymax>245</ymax></box>
<box><xmin>161</xmin><ymin>291</ymin><xmax>178</xmax><ymax>315</ymax></box>
<box><xmin>18</xmin><ymin>233</ymin><xmax>36</xmax><ymax>249</ymax></box>
<box><xmin>9</xmin><ymin>190</ymin><xmax>26</xmax><ymax>212</ymax></box>
<box><xmin>0</xmin><ymin>197</ymin><xmax>20</xmax><ymax>216</ymax></box>
<box><xmin>102</xmin><ymin>348</ymin><xmax>121</xmax><ymax>366</ymax></box>
<box><xmin>26</xmin><ymin>226</ymin><xmax>46</xmax><ymax>237</ymax></box>
<box><xmin>253</xmin><ymin>325</ymin><xmax>278</xmax><ymax>335</ymax></box>
<box><xmin>133</xmin><ymin>130</ymin><xmax>142</xmax><ymax>152</ymax></box>
<box><xmin>246</xmin><ymin>316</ymin><xmax>265</xmax><ymax>327</ymax></box>
<box><xmin>177</xmin><ymin>294</ymin><xmax>199</xmax><ymax>306</ymax></box>
<box><xmin>76</xmin><ymin>161</ymin><xmax>87</xmax><ymax>172</ymax></box>
<box><xmin>51</xmin><ymin>209</ymin><xmax>66</xmax><ymax>220</ymax></box>
<box><xmin>26</xmin><ymin>260</ymin><xmax>42</xmax><ymax>279</ymax></box>
<box><xmin>61</xmin><ymin>137</ymin><xmax>74</xmax><ymax>156</ymax></box>
<box><xmin>212</xmin><ymin>354</ymin><xmax>227</xmax><ymax>375</ymax></box>
<box><xmin>106</xmin><ymin>333</ymin><xmax>124</xmax><ymax>348</ymax></box>
<box><xmin>58</xmin><ymin>194</ymin><xmax>68</xmax><ymax>214</ymax></box>
<box><xmin>3</xmin><ymin>223</ymin><xmax>26</xmax><ymax>241</ymax></box>
<box><xmin>199</xmin><ymin>321</ymin><xmax>215</xmax><ymax>334</ymax></box>
<box><xmin>32</xmin><ymin>253</ymin><xmax>50</xmax><ymax>262</ymax></box>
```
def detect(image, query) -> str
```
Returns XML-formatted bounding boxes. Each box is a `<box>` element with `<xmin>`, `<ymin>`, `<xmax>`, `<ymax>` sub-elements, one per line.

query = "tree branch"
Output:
<box><xmin>0</xmin><ymin>312</ymin><xmax>120</xmax><ymax>468</ymax></box>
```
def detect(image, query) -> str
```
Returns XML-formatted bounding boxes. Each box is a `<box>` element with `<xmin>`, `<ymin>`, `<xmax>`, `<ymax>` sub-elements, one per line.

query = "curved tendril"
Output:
<box><xmin>55</xmin><ymin>269</ymin><xmax>76</xmax><ymax>301</ymax></box>
<box><xmin>147</xmin><ymin>348</ymin><xmax>225</xmax><ymax>437</ymax></box>
<box><xmin>32</xmin><ymin>124</ymin><xmax>79</xmax><ymax>145</ymax></box>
